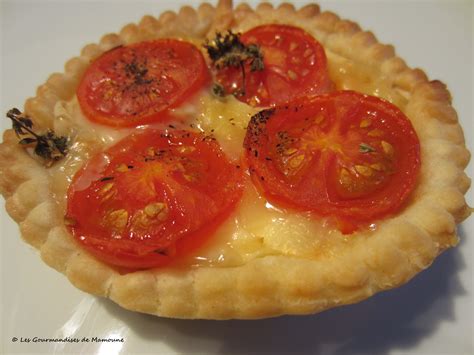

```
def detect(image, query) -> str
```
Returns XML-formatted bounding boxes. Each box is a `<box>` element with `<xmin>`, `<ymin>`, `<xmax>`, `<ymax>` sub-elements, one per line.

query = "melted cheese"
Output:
<box><xmin>179</xmin><ymin>182</ymin><xmax>349</xmax><ymax>268</ymax></box>
<box><xmin>49</xmin><ymin>52</ymin><xmax>395</xmax><ymax>268</ymax></box>
<box><xmin>326</xmin><ymin>51</ymin><xmax>408</xmax><ymax>110</ymax></box>
<box><xmin>194</xmin><ymin>95</ymin><xmax>257</xmax><ymax>161</ymax></box>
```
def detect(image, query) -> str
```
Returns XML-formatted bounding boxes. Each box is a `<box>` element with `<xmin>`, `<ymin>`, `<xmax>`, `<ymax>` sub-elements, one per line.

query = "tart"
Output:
<box><xmin>0</xmin><ymin>0</ymin><xmax>471</xmax><ymax>320</ymax></box>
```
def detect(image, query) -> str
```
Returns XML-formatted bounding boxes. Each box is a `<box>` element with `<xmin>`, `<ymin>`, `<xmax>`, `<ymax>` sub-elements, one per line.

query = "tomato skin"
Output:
<box><xmin>74</xmin><ymin>205</ymin><xmax>236</xmax><ymax>270</ymax></box>
<box><xmin>66</xmin><ymin>129</ymin><xmax>243</xmax><ymax>269</ymax></box>
<box><xmin>77</xmin><ymin>40</ymin><xmax>209</xmax><ymax>127</ymax></box>
<box><xmin>244</xmin><ymin>91</ymin><xmax>421</xmax><ymax>226</ymax></box>
<box><xmin>216</xmin><ymin>25</ymin><xmax>333</xmax><ymax>107</ymax></box>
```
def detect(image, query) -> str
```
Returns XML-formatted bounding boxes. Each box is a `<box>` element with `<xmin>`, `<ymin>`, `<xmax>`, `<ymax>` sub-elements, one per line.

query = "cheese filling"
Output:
<box><xmin>49</xmin><ymin>47</ymin><xmax>405</xmax><ymax>268</ymax></box>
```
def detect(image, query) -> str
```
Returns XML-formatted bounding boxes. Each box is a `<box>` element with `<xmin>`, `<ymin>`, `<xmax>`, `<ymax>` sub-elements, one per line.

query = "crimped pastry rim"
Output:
<box><xmin>0</xmin><ymin>0</ymin><xmax>471</xmax><ymax>319</ymax></box>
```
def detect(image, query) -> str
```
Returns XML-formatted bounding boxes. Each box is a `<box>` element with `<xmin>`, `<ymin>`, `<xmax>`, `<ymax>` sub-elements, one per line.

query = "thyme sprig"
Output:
<box><xmin>7</xmin><ymin>108</ymin><xmax>69</xmax><ymax>166</ymax></box>
<box><xmin>204</xmin><ymin>31</ymin><xmax>264</xmax><ymax>97</ymax></box>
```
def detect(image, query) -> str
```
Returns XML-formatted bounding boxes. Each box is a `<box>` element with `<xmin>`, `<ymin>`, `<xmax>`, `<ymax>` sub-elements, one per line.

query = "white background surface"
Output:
<box><xmin>1</xmin><ymin>0</ymin><xmax>473</xmax><ymax>354</ymax></box>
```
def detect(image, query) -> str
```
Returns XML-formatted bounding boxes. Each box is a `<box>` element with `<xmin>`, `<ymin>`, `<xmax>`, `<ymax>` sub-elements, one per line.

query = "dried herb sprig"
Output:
<box><xmin>359</xmin><ymin>143</ymin><xmax>376</xmax><ymax>153</ymax></box>
<box><xmin>6</xmin><ymin>108</ymin><xmax>69</xmax><ymax>166</ymax></box>
<box><xmin>204</xmin><ymin>31</ymin><xmax>264</xmax><ymax>97</ymax></box>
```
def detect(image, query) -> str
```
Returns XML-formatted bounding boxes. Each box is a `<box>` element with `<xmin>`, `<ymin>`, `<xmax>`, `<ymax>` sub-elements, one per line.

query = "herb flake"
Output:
<box><xmin>212</xmin><ymin>83</ymin><xmax>226</xmax><ymax>98</ymax></box>
<box><xmin>359</xmin><ymin>143</ymin><xmax>376</xmax><ymax>154</ymax></box>
<box><xmin>6</xmin><ymin>108</ymin><xmax>69</xmax><ymax>166</ymax></box>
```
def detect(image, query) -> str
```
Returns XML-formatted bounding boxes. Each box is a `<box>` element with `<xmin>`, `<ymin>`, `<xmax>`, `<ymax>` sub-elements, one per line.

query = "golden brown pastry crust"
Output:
<box><xmin>0</xmin><ymin>0</ymin><xmax>471</xmax><ymax>319</ymax></box>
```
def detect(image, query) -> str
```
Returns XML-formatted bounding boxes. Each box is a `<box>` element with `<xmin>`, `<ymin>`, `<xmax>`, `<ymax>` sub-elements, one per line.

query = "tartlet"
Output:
<box><xmin>0</xmin><ymin>0</ymin><xmax>471</xmax><ymax>320</ymax></box>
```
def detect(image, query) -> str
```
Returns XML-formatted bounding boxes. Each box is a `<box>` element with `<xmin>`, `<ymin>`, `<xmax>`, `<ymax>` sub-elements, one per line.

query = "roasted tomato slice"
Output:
<box><xmin>77</xmin><ymin>40</ymin><xmax>208</xmax><ymax>127</ymax></box>
<box><xmin>216</xmin><ymin>24</ymin><xmax>333</xmax><ymax>107</ymax></box>
<box><xmin>244</xmin><ymin>91</ymin><xmax>420</xmax><ymax>227</ymax></box>
<box><xmin>66</xmin><ymin>129</ymin><xmax>243</xmax><ymax>269</ymax></box>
